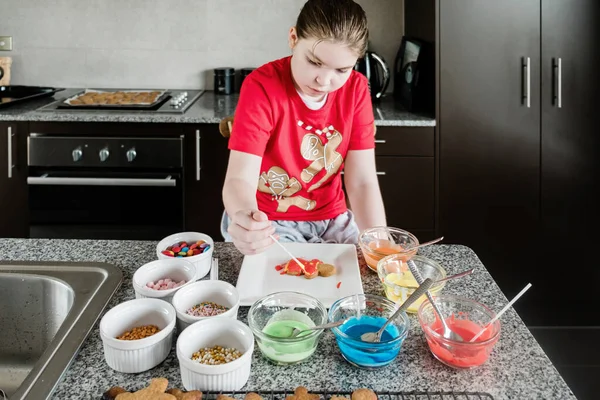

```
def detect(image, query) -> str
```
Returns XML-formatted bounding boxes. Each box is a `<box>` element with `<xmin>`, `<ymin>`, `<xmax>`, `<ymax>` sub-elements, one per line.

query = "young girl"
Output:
<box><xmin>221</xmin><ymin>0</ymin><xmax>386</xmax><ymax>255</ymax></box>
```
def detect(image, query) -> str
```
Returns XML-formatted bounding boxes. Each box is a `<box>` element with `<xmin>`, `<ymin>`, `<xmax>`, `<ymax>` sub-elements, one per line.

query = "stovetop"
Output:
<box><xmin>0</xmin><ymin>85</ymin><xmax>65</xmax><ymax>109</ymax></box>
<box><xmin>36</xmin><ymin>89</ymin><xmax>204</xmax><ymax>114</ymax></box>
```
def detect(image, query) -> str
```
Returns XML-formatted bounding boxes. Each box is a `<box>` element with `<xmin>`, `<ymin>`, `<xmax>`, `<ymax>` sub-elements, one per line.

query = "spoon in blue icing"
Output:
<box><xmin>360</xmin><ymin>278</ymin><xmax>435</xmax><ymax>343</ymax></box>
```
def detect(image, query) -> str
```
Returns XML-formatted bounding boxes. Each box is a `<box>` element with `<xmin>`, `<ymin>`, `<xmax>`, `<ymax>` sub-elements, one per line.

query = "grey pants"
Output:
<box><xmin>220</xmin><ymin>210</ymin><xmax>360</xmax><ymax>244</ymax></box>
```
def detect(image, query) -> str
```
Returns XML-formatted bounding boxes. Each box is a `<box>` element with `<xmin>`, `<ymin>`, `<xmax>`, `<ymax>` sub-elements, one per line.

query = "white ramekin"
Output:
<box><xmin>99</xmin><ymin>298</ymin><xmax>176</xmax><ymax>373</ymax></box>
<box><xmin>172</xmin><ymin>280</ymin><xmax>240</xmax><ymax>332</ymax></box>
<box><xmin>176</xmin><ymin>318</ymin><xmax>254</xmax><ymax>391</ymax></box>
<box><xmin>132</xmin><ymin>258</ymin><xmax>197</xmax><ymax>304</ymax></box>
<box><xmin>156</xmin><ymin>232</ymin><xmax>214</xmax><ymax>280</ymax></box>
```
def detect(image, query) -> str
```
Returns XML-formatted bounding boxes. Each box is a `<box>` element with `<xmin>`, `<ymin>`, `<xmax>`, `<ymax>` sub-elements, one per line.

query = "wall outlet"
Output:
<box><xmin>0</xmin><ymin>37</ymin><xmax>13</xmax><ymax>51</ymax></box>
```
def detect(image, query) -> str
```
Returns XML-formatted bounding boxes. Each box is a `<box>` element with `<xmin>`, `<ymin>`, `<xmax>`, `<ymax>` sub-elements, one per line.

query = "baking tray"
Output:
<box><xmin>199</xmin><ymin>390</ymin><xmax>494</xmax><ymax>400</ymax></box>
<box><xmin>0</xmin><ymin>85</ymin><xmax>64</xmax><ymax>109</ymax></box>
<box><xmin>60</xmin><ymin>89</ymin><xmax>168</xmax><ymax>108</ymax></box>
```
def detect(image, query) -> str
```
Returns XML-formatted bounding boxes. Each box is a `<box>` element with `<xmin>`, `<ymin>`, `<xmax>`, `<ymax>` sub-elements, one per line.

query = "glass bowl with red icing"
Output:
<box><xmin>417</xmin><ymin>295</ymin><xmax>501</xmax><ymax>369</ymax></box>
<box><xmin>358</xmin><ymin>227</ymin><xmax>419</xmax><ymax>272</ymax></box>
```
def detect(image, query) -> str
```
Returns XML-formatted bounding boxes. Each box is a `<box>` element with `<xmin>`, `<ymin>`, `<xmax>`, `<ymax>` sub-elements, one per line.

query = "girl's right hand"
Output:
<box><xmin>228</xmin><ymin>209</ymin><xmax>277</xmax><ymax>255</ymax></box>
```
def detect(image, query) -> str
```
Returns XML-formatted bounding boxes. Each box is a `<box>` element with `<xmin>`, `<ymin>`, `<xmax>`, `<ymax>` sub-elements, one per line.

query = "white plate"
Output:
<box><xmin>236</xmin><ymin>243</ymin><xmax>364</xmax><ymax>308</ymax></box>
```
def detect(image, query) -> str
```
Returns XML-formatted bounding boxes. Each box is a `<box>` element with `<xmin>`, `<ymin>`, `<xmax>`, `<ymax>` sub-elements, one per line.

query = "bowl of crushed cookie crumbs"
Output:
<box><xmin>99</xmin><ymin>298</ymin><xmax>176</xmax><ymax>373</ymax></box>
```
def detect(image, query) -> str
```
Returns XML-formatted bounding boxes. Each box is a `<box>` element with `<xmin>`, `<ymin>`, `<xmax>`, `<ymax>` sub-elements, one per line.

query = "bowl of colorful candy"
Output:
<box><xmin>248</xmin><ymin>291</ymin><xmax>328</xmax><ymax>366</ymax></box>
<box><xmin>172</xmin><ymin>280</ymin><xmax>240</xmax><ymax>332</ymax></box>
<box><xmin>417</xmin><ymin>295</ymin><xmax>501</xmax><ymax>369</ymax></box>
<box><xmin>132</xmin><ymin>258</ymin><xmax>197</xmax><ymax>304</ymax></box>
<box><xmin>176</xmin><ymin>317</ymin><xmax>254</xmax><ymax>391</ymax></box>
<box><xmin>328</xmin><ymin>293</ymin><xmax>410</xmax><ymax>369</ymax></box>
<box><xmin>157</xmin><ymin>232</ymin><xmax>214</xmax><ymax>280</ymax></box>
<box><xmin>358</xmin><ymin>226</ymin><xmax>419</xmax><ymax>272</ymax></box>
<box><xmin>378</xmin><ymin>254</ymin><xmax>447</xmax><ymax>313</ymax></box>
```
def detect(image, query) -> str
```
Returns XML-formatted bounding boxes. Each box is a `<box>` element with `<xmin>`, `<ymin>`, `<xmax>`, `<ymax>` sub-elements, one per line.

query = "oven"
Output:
<box><xmin>27</xmin><ymin>134</ymin><xmax>184</xmax><ymax>240</ymax></box>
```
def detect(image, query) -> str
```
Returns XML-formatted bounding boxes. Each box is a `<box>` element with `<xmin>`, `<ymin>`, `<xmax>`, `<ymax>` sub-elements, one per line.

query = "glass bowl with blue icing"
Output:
<box><xmin>328</xmin><ymin>293</ymin><xmax>410</xmax><ymax>369</ymax></box>
<box><xmin>248</xmin><ymin>291</ymin><xmax>327</xmax><ymax>365</ymax></box>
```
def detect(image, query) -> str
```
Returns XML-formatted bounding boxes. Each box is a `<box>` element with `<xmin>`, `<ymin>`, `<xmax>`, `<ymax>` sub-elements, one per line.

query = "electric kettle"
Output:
<box><xmin>354</xmin><ymin>51</ymin><xmax>390</xmax><ymax>100</ymax></box>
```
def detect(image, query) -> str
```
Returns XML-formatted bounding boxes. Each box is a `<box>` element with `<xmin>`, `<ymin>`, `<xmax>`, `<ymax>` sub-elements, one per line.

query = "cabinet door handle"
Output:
<box><xmin>553</xmin><ymin>57</ymin><xmax>562</xmax><ymax>108</ymax></box>
<box><xmin>7</xmin><ymin>126</ymin><xmax>13</xmax><ymax>179</ymax></box>
<box><xmin>374</xmin><ymin>139</ymin><xmax>386</xmax><ymax>144</ymax></box>
<box><xmin>522</xmin><ymin>57</ymin><xmax>531</xmax><ymax>108</ymax></box>
<box><xmin>195</xmin><ymin>129</ymin><xmax>200</xmax><ymax>181</ymax></box>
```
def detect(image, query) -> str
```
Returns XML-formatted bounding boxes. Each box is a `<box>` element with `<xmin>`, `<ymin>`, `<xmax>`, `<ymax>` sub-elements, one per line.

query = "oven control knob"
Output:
<box><xmin>72</xmin><ymin>147</ymin><xmax>83</xmax><ymax>162</ymax></box>
<box><xmin>126</xmin><ymin>148</ymin><xmax>137</xmax><ymax>162</ymax></box>
<box><xmin>99</xmin><ymin>148</ymin><xmax>110</xmax><ymax>162</ymax></box>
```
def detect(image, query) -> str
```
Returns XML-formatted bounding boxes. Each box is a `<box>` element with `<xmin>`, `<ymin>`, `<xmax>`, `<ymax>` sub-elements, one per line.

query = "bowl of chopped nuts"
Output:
<box><xmin>176</xmin><ymin>317</ymin><xmax>254</xmax><ymax>391</ymax></box>
<box><xmin>172</xmin><ymin>279</ymin><xmax>240</xmax><ymax>332</ymax></box>
<box><xmin>99</xmin><ymin>298</ymin><xmax>176</xmax><ymax>373</ymax></box>
<box><xmin>132</xmin><ymin>258</ymin><xmax>197</xmax><ymax>304</ymax></box>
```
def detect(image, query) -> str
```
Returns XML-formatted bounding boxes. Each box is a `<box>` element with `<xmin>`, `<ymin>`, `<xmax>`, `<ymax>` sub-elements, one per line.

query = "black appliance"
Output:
<box><xmin>393</xmin><ymin>36</ymin><xmax>435</xmax><ymax>113</ymax></box>
<box><xmin>214</xmin><ymin>68</ymin><xmax>235</xmax><ymax>95</ymax></box>
<box><xmin>27</xmin><ymin>134</ymin><xmax>185</xmax><ymax>240</ymax></box>
<box><xmin>354</xmin><ymin>51</ymin><xmax>390</xmax><ymax>100</ymax></box>
<box><xmin>0</xmin><ymin>85</ymin><xmax>64</xmax><ymax>109</ymax></box>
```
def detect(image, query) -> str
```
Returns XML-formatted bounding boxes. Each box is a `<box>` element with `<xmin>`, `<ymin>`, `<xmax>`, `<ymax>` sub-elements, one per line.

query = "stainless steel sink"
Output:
<box><xmin>0</xmin><ymin>261</ymin><xmax>122</xmax><ymax>400</ymax></box>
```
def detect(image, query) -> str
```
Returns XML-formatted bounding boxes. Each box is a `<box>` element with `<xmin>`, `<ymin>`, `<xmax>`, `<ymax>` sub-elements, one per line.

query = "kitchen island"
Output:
<box><xmin>0</xmin><ymin>239</ymin><xmax>575</xmax><ymax>399</ymax></box>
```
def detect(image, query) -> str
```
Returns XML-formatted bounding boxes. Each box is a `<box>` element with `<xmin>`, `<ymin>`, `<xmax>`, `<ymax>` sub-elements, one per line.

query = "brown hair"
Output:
<box><xmin>295</xmin><ymin>0</ymin><xmax>369</xmax><ymax>57</ymax></box>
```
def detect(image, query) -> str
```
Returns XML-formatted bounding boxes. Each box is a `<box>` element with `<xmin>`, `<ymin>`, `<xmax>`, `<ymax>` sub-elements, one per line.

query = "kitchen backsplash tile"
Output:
<box><xmin>1</xmin><ymin>0</ymin><xmax>404</xmax><ymax>89</ymax></box>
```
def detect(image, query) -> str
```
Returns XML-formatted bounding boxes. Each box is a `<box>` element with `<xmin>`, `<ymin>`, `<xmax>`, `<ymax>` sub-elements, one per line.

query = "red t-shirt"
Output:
<box><xmin>228</xmin><ymin>56</ymin><xmax>375</xmax><ymax>221</ymax></box>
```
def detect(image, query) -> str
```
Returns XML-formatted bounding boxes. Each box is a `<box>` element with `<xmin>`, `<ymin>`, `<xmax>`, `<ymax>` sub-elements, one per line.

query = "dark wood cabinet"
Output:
<box><xmin>538</xmin><ymin>0</ymin><xmax>600</xmax><ymax>325</ymax></box>
<box><xmin>183</xmin><ymin>124</ymin><xmax>230</xmax><ymax>240</ymax></box>
<box><xmin>0</xmin><ymin>122</ymin><xmax>29</xmax><ymax>238</ymax></box>
<box><xmin>437</xmin><ymin>0</ymin><xmax>542</xmax><ymax>305</ymax></box>
<box><xmin>406</xmin><ymin>0</ymin><xmax>600</xmax><ymax>325</ymax></box>
<box><xmin>374</xmin><ymin>126</ymin><xmax>436</xmax><ymax>242</ymax></box>
<box><xmin>376</xmin><ymin>156</ymin><xmax>435</xmax><ymax>240</ymax></box>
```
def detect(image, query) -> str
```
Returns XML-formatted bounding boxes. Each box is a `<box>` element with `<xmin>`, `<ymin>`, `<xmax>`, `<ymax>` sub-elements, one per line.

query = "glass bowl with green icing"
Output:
<box><xmin>248</xmin><ymin>291</ymin><xmax>327</xmax><ymax>365</ymax></box>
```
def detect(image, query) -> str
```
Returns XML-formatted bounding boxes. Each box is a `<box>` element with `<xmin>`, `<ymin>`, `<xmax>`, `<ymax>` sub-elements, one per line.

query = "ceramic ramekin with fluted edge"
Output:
<box><xmin>176</xmin><ymin>318</ymin><xmax>254</xmax><ymax>391</ymax></box>
<box><xmin>99</xmin><ymin>298</ymin><xmax>176</xmax><ymax>373</ymax></box>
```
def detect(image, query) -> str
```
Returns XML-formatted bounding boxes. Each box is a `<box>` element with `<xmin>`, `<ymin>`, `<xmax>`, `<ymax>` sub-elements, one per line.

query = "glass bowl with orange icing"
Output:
<box><xmin>358</xmin><ymin>226</ymin><xmax>419</xmax><ymax>272</ymax></box>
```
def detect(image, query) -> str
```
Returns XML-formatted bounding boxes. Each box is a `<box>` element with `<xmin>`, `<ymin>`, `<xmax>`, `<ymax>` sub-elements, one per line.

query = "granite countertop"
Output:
<box><xmin>0</xmin><ymin>239</ymin><xmax>574</xmax><ymax>400</ymax></box>
<box><xmin>0</xmin><ymin>90</ymin><xmax>436</xmax><ymax>127</ymax></box>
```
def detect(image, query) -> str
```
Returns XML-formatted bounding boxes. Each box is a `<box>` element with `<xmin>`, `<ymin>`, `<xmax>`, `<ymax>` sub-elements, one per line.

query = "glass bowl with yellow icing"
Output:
<box><xmin>377</xmin><ymin>254</ymin><xmax>446</xmax><ymax>313</ymax></box>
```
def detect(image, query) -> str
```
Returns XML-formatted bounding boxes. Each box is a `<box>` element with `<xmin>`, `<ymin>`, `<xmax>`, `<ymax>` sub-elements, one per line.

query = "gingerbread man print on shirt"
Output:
<box><xmin>298</xmin><ymin>121</ymin><xmax>344</xmax><ymax>192</ymax></box>
<box><xmin>255</xmin><ymin>121</ymin><xmax>345</xmax><ymax>213</ymax></box>
<box><xmin>257</xmin><ymin>166</ymin><xmax>316</xmax><ymax>212</ymax></box>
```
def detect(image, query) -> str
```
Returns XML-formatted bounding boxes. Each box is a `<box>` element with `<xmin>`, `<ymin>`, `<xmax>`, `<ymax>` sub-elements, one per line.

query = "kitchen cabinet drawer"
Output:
<box><xmin>374</xmin><ymin>126</ymin><xmax>434</xmax><ymax>157</ymax></box>
<box><xmin>376</xmin><ymin>156</ymin><xmax>435</xmax><ymax>231</ymax></box>
<box><xmin>0</xmin><ymin>122</ymin><xmax>29</xmax><ymax>238</ymax></box>
<box><xmin>183</xmin><ymin>124</ymin><xmax>229</xmax><ymax>240</ymax></box>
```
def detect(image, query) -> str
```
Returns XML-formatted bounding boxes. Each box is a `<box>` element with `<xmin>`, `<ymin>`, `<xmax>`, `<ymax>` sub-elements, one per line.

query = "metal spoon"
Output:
<box><xmin>407</xmin><ymin>259</ymin><xmax>465</xmax><ymax>342</ymax></box>
<box><xmin>434</xmin><ymin>268</ymin><xmax>475</xmax><ymax>284</ymax></box>
<box><xmin>404</xmin><ymin>236</ymin><xmax>444</xmax><ymax>252</ymax></box>
<box><xmin>289</xmin><ymin>320</ymin><xmax>347</xmax><ymax>338</ymax></box>
<box><xmin>360</xmin><ymin>278</ymin><xmax>435</xmax><ymax>343</ymax></box>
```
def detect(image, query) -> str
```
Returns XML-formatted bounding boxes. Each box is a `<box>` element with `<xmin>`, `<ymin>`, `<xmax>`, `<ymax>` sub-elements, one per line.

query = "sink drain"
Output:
<box><xmin>0</xmin><ymin>389</ymin><xmax>5</xmax><ymax>400</ymax></box>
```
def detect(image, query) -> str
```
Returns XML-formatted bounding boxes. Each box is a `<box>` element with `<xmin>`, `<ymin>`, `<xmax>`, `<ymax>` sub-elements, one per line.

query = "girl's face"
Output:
<box><xmin>288</xmin><ymin>27</ymin><xmax>359</xmax><ymax>101</ymax></box>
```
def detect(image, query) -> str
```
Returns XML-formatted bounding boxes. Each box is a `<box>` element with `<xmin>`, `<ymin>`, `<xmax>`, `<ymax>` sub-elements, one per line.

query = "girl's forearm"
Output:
<box><xmin>346</xmin><ymin>181</ymin><xmax>387</xmax><ymax>231</ymax></box>
<box><xmin>222</xmin><ymin>177</ymin><xmax>259</xmax><ymax>217</ymax></box>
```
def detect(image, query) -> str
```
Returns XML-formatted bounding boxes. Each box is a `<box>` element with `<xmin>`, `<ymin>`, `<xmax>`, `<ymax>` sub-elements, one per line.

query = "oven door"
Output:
<box><xmin>28</xmin><ymin>170</ymin><xmax>183</xmax><ymax>240</ymax></box>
